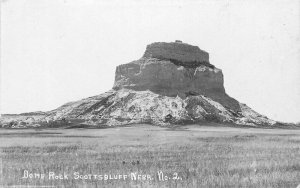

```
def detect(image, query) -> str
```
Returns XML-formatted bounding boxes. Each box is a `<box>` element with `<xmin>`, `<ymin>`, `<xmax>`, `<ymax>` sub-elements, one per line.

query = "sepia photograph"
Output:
<box><xmin>0</xmin><ymin>0</ymin><xmax>299</xmax><ymax>187</ymax></box>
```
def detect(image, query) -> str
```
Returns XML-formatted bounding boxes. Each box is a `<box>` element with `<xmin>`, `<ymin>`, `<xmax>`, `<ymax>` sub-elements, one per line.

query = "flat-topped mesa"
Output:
<box><xmin>113</xmin><ymin>41</ymin><xmax>241</xmax><ymax>112</ymax></box>
<box><xmin>143</xmin><ymin>41</ymin><xmax>212</xmax><ymax>68</ymax></box>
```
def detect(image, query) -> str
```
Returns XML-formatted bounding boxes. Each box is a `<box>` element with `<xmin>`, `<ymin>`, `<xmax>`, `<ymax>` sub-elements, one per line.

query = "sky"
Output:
<box><xmin>1</xmin><ymin>0</ymin><xmax>299</xmax><ymax>123</ymax></box>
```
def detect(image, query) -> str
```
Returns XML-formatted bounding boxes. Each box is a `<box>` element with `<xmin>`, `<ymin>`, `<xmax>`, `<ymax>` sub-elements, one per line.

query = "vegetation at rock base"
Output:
<box><xmin>0</xmin><ymin>124</ymin><xmax>299</xmax><ymax>187</ymax></box>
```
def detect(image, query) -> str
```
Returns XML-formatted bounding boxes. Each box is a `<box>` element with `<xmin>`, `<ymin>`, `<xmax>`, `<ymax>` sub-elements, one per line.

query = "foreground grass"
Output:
<box><xmin>0</xmin><ymin>124</ymin><xmax>299</xmax><ymax>187</ymax></box>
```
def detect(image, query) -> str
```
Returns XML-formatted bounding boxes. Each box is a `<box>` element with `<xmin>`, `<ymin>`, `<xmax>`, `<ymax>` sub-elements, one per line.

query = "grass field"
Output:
<box><xmin>0</xmin><ymin>124</ymin><xmax>299</xmax><ymax>188</ymax></box>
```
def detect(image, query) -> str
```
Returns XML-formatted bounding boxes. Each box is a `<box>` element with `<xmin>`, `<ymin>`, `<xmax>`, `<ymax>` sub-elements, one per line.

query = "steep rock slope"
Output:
<box><xmin>43</xmin><ymin>89</ymin><xmax>275</xmax><ymax>126</ymax></box>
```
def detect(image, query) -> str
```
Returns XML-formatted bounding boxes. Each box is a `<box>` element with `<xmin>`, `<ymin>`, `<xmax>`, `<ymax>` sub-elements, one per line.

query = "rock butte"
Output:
<box><xmin>113</xmin><ymin>41</ymin><xmax>240</xmax><ymax>112</ymax></box>
<box><xmin>0</xmin><ymin>41</ymin><xmax>276</xmax><ymax>128</ymax></box>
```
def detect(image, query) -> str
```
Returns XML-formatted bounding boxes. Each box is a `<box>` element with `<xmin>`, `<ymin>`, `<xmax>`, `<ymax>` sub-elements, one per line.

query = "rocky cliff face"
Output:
<box><xmin>113</xmin><ymin>42</ymin><xmax>240</xmax><ymax>112</ymax></box>
<box><xmin>143</xmin><ymin>41</ymin><xmax>210</xmax><ymax>65</ymax></box>
<box><xmin>0</xmin><ymin>41</ymin><xmax>276</xmax><ymax>128</ymax></box>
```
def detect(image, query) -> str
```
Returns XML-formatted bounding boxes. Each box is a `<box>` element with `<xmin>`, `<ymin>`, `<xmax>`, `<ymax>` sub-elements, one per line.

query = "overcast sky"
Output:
<box><xmin>1</xmin><ymin>0</ymin><xmax>299</xmax><ymax>123</ymax></box>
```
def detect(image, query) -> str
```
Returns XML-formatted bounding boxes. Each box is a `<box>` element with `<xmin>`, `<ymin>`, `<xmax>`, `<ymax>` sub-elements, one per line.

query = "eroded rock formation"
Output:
<box><xmin>113</xmin><ymin>41</ymin><xmax>240</xmax><ymax>112</ymax></box>
<box><xmin>0</xmin><ymin>41</ymin><xmax>276</xmax><ymax>128</ymax></box>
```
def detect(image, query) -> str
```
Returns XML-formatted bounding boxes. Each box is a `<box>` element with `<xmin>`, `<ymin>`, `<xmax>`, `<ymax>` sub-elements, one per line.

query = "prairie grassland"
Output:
<box><xmin>0</xmin><ymin>124</ymin><xmax>299</xmax><ymax>188</ymax></box>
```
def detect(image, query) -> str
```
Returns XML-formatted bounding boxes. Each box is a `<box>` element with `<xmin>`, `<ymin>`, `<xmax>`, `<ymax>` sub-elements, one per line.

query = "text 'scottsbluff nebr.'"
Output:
<box><xmin>21</xmin><ymin>170</ymin><xmax>182</xmax><ymax>182</ymax></box>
